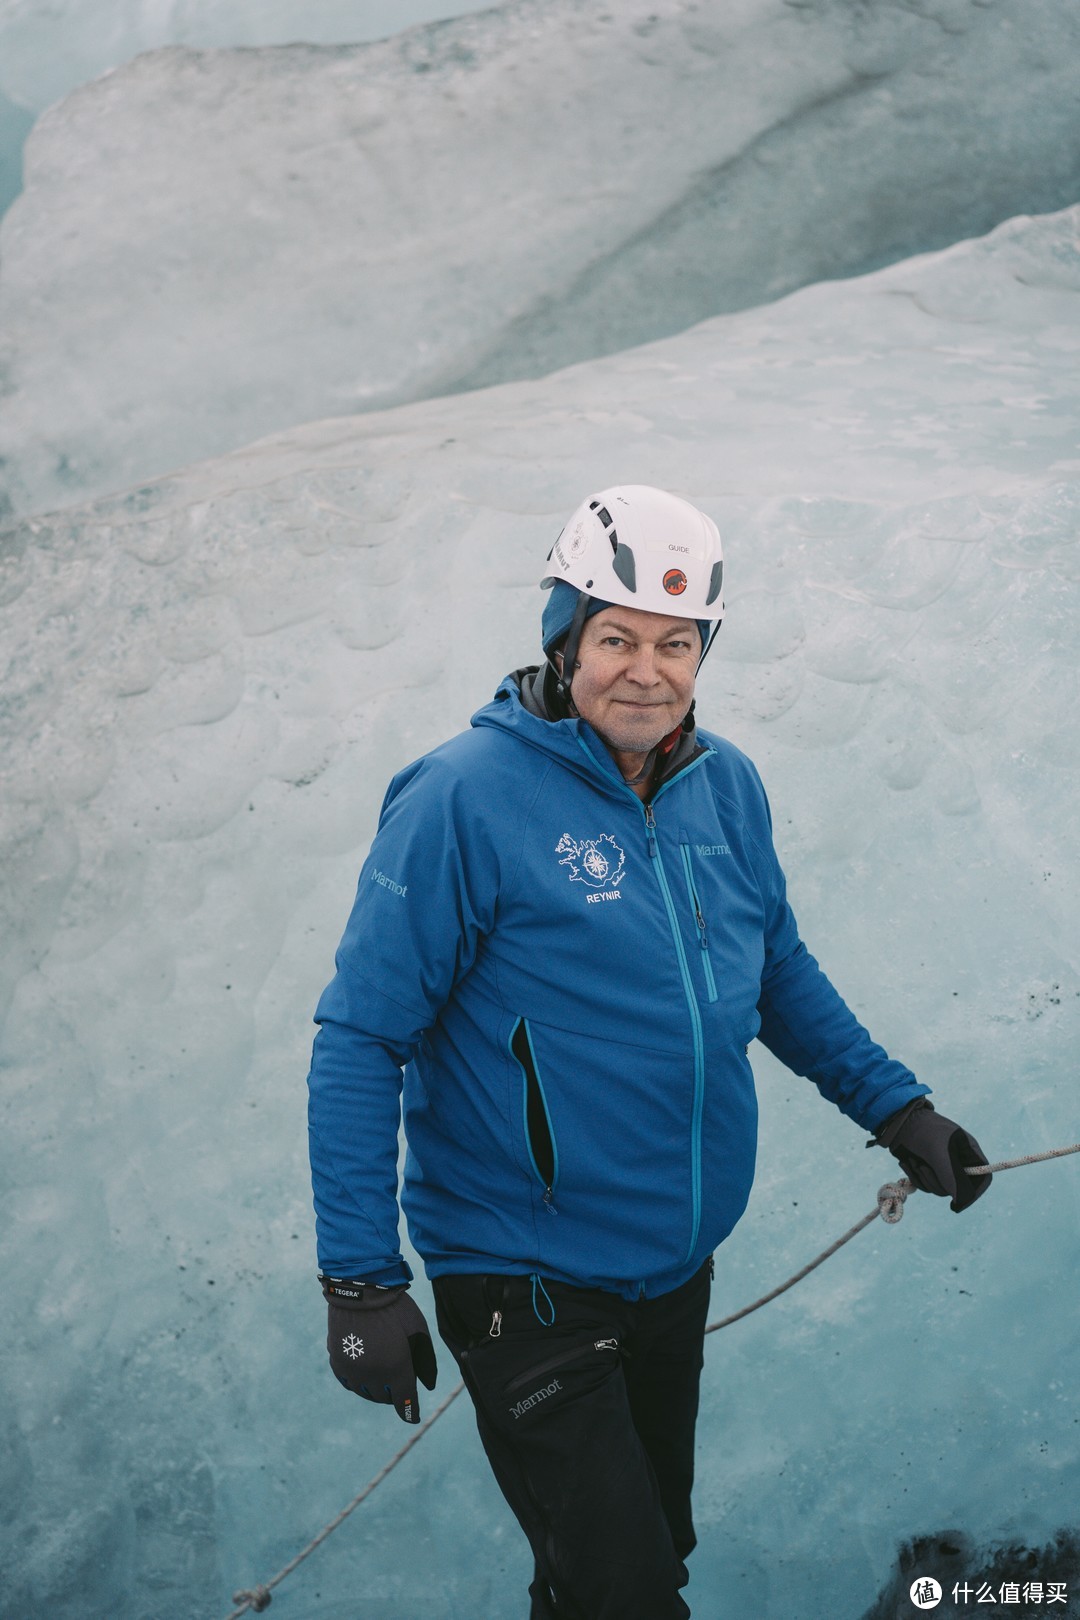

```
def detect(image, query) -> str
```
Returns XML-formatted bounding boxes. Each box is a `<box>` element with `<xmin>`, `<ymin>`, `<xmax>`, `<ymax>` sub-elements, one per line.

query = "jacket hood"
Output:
<box><xmin>472</xmin><ymin>667</ymin><xmax>705</xmax><ymax>799</ymax></box>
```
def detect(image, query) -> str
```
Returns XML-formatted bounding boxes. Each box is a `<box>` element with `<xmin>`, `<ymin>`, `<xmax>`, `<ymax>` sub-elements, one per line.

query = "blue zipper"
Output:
<box><xmin>571</xmin><ymin>738</ymin><xmax>713</xmax><ymax>1265</ymax></box>
<box><xmin>680</xmin><ymin>841</ymin><xmax>718</xmax><ymax>1004</ymax></box>
<box><xmin>508</xmin><ymin>1018</ymin><xmax>559</xmax><ymax>1212</ymax></box>
<box><xmin>643</xmin><ymin>792</ymin><xmax>707</xmax><ymax>1265</ymax></box>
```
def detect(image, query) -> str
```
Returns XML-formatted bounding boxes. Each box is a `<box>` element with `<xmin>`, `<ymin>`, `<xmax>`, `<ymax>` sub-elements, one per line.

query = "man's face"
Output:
<box><xmin>558</xmin><ymin>605</ymin><xmax>701</xmax><ymax>756</ymax></box>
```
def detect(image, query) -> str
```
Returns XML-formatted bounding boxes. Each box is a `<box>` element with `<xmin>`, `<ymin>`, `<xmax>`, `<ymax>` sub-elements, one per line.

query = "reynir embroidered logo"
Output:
<box><xmin>555</xmin><ymin>833</ymin><xmax>626</xmax><ymax>903</ymax></box>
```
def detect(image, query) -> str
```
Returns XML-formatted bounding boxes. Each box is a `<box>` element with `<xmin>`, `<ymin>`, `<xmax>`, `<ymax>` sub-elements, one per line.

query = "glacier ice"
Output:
<box><xmin>1</xmin><ymin>199</ymin><xmax>1079</xmax><ymax>1618</ymax></box>
<box><xmin>2</xmin><ymin>0</ymin><xmax>1080</xmax><ymax>516</ymax></box>
<box><xmin>0</xmin><ymin>1</ymin><xmax>496</xmax><ymax>233</ymax></box>
<box><xmin>0</xmin><ymin>0</ymin><xmax>499</xmax><ymax>116</ymax></box>
<box><xmin>0</xmin><ymin>82</ymin><xmax>34</xmax><ymax>216</ymax></box>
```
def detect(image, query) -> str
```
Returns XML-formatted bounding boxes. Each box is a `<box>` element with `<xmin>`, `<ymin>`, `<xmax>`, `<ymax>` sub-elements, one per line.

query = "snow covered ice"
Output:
<box><xmin>2</xmin><ymin>168</ymin><xmax>1079</xmax><ymax>1615</ymax></box>
<box><xmin>2</xmin><ymin>0</ymin><xmax>1080</xmax><ymax>515</ymax></box>
<box><xmin>0</xmin><ymin>0</ymin><xmax>497</xmax><ymax>116</ymax></box>
<box><xmin>0</xmin><ymin>1</ymin><xmax>497</xmax><ymax>219</ymax></box>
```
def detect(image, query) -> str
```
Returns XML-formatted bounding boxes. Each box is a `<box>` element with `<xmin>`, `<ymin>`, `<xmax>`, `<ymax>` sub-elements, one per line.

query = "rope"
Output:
<box><xmin>225</xmin><ymin>1382</ymin><xmax>465</xmax><ymax>1619</ymax></box>
<box><xmin>967</xmin><ymin>1142</ymin><xmax>1080</xmax><ymax>1174</ymax></box>
<box><xmin>224</xmin><ymin>1139</ymin><xmax>1079</xmax><ymax>1615</ymax></box>
<box><xmin>705</xmin><ymin>1204</ymin><xmax>882</xmax><ymax>1334</ymax></box>
<box><xmin>705</xmin><ymin>1142</ymin><xmax>1080</xmax><ymax>1331</ymax></box>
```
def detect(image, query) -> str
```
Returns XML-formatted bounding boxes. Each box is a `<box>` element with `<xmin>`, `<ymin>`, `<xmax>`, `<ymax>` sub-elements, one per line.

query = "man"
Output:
<box><xmin>307</xmin><ymin>485</ymin><xmax>990</xmax><ymax>1619</ymax></box>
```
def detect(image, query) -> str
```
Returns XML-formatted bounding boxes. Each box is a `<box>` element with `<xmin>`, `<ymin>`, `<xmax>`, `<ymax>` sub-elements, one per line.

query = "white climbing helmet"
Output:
<box><xmin>541</xmin><ymin>485</ymin><xmax>725</xmax><ymax>624</ymax></box>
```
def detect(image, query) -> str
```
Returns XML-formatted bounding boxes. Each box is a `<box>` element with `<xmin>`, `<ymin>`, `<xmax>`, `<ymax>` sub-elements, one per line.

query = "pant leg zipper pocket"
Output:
<box><xmin>504</xmin><ymin>1338</ymin><xmax>620</xmax><ymax>1394</ymax></box>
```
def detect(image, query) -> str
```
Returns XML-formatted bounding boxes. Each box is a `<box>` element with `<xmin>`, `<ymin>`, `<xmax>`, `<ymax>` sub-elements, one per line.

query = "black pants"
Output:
<box><xmin>433</xmin><ymin>1260</ymin><xmax>711</xmax><ymax>1619</ymax></box>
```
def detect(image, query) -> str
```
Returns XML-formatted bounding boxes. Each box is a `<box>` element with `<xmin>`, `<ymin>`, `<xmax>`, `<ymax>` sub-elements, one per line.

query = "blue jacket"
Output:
<box><xmin>307</xmin><ymin>675</ymin><xmax>927</xmax><ymax>1301</ymax></box>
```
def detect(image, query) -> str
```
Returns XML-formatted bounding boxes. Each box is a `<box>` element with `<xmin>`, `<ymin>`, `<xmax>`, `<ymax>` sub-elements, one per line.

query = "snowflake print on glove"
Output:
<box><xmin>341</xmin><ymin>1333</ymin><xmax>365</xmax><ymax>1359</ymax></box>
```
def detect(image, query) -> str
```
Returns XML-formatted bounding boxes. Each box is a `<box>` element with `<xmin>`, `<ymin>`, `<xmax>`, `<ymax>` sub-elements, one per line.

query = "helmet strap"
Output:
<box><xmin>549</xmin><ymin>591</ymin><xmax>593</xmax><ymax>707</ymax></box>
<box><xmin>696</xmin><ymin>620</ymin><xmax>721</xmax><ymax>672</ymax></box>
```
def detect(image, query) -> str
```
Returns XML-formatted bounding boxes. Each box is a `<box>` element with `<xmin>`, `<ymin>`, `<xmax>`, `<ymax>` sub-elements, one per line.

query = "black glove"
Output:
<box><xmin>321</xmin><ymin>1277</ymin><xmax>437</xmax><ymax>1424</ymax></box>
<box><xmin>873</xmin><ymin>1098</ymin><xmax>992</xmax><ymax>1212</ymax></box>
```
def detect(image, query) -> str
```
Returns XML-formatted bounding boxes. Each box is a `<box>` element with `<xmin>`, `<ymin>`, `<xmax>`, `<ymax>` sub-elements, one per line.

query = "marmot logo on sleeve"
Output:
<box><xmin>371</xmin><ymin>868</ymin><xmax>408</xmax><ymax>897</ymax></box>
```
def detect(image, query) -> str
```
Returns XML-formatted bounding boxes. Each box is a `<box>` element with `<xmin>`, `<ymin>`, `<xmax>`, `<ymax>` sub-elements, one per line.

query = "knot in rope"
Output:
<box><xmin>877</xmin><ymin>1178</ymin><xmax>913</xmax><ymax>1223</ymax></box>
<box><xmin>232</xmin><ymin>1587</ymin><xmax>272</xmax><ymax>1613</ymax></box>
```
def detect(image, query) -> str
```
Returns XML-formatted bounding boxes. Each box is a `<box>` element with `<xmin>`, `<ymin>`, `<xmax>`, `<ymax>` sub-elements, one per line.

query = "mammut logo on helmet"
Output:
<box><xmin>663</xmin><ymin>568</ymin><xmax>687</xmax><ymax>595</ymax></box>
<box><xmin>556</xmin><ymin>833</ymin><xmax>626</xmax><ymax>893</ymax></box>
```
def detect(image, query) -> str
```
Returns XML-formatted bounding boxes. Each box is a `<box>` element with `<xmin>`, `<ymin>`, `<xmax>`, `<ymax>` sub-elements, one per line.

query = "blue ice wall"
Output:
<box><xmin>1</xmin><ymin>197</ymin><xmax>1078</xmax><ymax>1616</ymax></box>
<box><xmin>0</xmin><ymin>1</ymin><xmax>497</xmax><ymax>225</ymax></box>
<box><xmin>2</xmin><ymin>0</ymin><xmax>1080</xmax><ymax>515</ymax></box>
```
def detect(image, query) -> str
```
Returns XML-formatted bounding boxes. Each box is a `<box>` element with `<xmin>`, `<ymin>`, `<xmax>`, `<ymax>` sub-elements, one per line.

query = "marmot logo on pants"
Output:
<box><xmin>509</xmin><ymin>1379</ymin><xmax>563</xmax><ymax>1419</ymax></box>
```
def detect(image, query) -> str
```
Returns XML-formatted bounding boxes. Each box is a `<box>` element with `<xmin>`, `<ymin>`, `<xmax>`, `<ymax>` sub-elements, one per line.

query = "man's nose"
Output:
<box><xmin>624</xmin><ymin>646</ymin><xmax>662</xmax><ymax>684</ymax></box>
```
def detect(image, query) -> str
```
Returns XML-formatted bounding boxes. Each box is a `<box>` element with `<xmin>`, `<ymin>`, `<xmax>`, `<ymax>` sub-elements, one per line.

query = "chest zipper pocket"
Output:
<box><xmin>510</xmin><ymin>1017</ymin><xmax>559</xmax><ymax>1212</ymax></box>
<box><xmin>680</xmin><ymin>839</ymin><xmax>718</xmax><ymax>1004</ymax></box>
